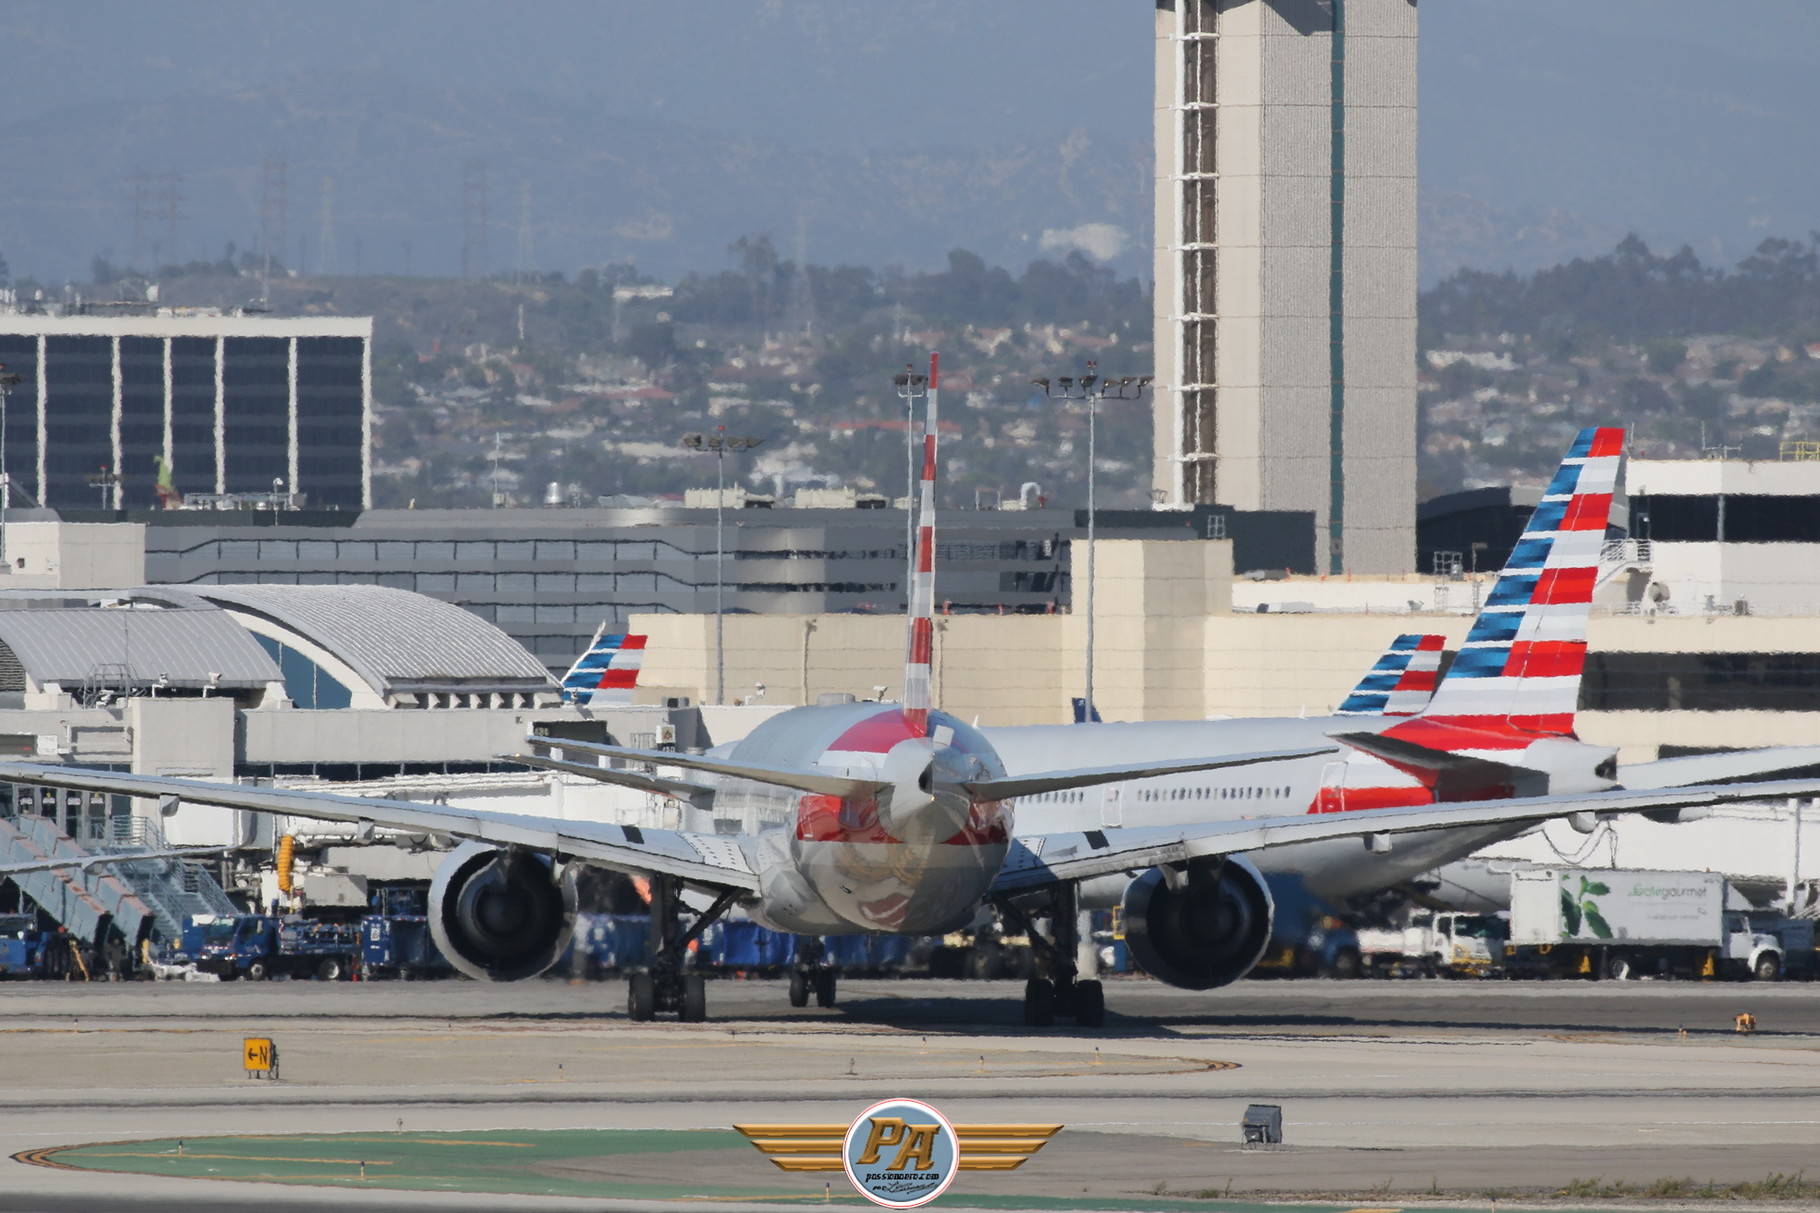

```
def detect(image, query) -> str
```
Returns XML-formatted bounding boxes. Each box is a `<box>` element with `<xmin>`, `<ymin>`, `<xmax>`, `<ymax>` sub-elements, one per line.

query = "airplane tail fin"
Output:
<box><xmin>1407</xmin><ymin>426</ymin><xmax>1625</xmax><ymax>739</ymax></box>
<box><xmin>560</xmin><ymin>627</ymin><xmax>647</xmax><ymax>706</ymax></box>
<box><xmin>903</xmin><ymin>352</ymin><xmax>938</xmax><ymax>734</ymax></box>
<box><xmin>1335</xmin><ymin>634</ymin><xmax>1445</xmax><ymax>717</ymax></box>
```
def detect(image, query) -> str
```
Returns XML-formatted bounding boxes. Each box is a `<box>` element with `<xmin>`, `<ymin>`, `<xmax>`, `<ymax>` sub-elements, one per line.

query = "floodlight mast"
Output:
<box><xmin>679</xmin><ymin>427</ymin><xmax>764</xmax><ymax>705</ymax></box>
<box><xmin>0</xmin><ymin>366</ymin><xmax>18</xmax><ymax>568</ymax></box>
<box><xmin>1032</xmin><ymin>363</ymin><xmax>1152</xmax><ymax>722</ymax></box>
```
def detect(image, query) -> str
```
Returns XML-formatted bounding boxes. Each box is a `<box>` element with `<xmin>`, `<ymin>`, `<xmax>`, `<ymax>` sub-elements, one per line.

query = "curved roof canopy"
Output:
<box><xmin>184</xmin><ymin>584</ymin><xmax>557</xmax><ymax>697</ymax></box>
<box><xmin>0</xmin><ymin>607</ymin><xmax>280</xmax><ymax>692</ymax></box>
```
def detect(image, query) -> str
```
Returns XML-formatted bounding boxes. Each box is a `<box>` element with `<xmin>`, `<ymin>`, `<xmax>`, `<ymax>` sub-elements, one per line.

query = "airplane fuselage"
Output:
<box><xmin>984</xmin><ymin>715</ymin><xmax>1617</xmax><ymax>902</ymax></box>
<box><xmin>712</xmin><ymin>701</ymin><xmax>1010</xmax><ymax>936</ymax></box>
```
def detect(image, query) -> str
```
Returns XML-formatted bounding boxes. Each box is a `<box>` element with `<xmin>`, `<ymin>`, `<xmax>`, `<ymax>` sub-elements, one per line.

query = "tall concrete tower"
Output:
<box><xmin>1152</xmin><ymin>0</ymin><xmax>1417</xmax><ymax>574</ymax></box>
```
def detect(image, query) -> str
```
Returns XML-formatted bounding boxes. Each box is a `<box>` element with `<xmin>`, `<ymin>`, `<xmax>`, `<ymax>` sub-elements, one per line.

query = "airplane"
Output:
<box><xmin>978</xmin><ymin>425</ymin><xmax>1820</xmax><ymax>1007</ymax></box>
<box><xmin>1</xmin><ymin>399</ymin><xmax>1817</xmax><ymax>1028</ymax></box>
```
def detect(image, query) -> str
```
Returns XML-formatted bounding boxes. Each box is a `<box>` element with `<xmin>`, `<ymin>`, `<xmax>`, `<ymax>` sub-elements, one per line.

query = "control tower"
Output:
<box><xmin>1153</xmin><ymin>0</ymin><xmax>1417</xmax><ymax>574</ymax></box>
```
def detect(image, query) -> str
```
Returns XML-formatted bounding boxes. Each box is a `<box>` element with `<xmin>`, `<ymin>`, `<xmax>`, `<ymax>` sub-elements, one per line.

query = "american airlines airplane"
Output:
<box><xmin>0</xmin><ymin>389</ymin><xmax>1813</xmax><ymax>1028</ymax></box>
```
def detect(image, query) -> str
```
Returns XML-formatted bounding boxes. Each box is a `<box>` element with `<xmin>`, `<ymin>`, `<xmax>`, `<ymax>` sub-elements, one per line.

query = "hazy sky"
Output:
<box><xmin>2</xmin><ymin>1</ymin><xmax>1817</xmax><ymax>278</ymax></box>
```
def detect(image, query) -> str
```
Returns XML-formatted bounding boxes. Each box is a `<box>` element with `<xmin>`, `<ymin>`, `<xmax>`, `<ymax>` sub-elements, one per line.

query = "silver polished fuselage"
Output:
<box><xmin>716</xmin><ymin>702</ymin><xmax>1009</xmax><ymax>936</ymax></box>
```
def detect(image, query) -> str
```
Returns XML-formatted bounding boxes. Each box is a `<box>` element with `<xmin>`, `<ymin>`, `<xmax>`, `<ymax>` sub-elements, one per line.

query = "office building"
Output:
<box><xmin>0</xmin><ymin>309</ymin><xmax>371</xmax><ymax>511</ymax></box>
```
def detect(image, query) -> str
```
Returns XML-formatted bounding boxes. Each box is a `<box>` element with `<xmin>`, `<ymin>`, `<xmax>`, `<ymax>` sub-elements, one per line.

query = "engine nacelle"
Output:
<box><xmin>1121</xmin><ymin>856</ymin><xmax>1274</xmax><ymax>990</ymax></box>
<box><xmin>429</xmin><ymin>842</ymin><xmax>578</xmax><ymax>982</ymax></box>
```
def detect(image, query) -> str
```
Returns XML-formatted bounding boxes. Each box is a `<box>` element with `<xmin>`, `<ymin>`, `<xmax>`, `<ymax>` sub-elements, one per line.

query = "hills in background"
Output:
<box><xmin>2</xmin><ymin>1</ymin><xmax>1817</xmax><ymax>286</ymax></box>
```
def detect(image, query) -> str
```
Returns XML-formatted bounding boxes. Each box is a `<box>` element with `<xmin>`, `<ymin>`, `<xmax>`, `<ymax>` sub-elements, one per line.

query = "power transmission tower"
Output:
<box><xmin>129</xmin><ymin>172</ymin><xmax>152</xmax><ymax>270</ymax></box>
<box><xmin>317</xmin><ymin>176</ymin><xmax>338</xmax><ymax>277</ymax></box>
<box><xmin>461</xmin><ymin>160</ymin><xmax>489</xmax><ymax>279</ymax></box>
<box><xmin>515</xmin><ymin>178</ymin><xmax>533</xmax><ymax>281</ymax></box>
<box><xmin>259</xmin><ymin>157</ymin><xmax>290</xmax><ymax>298</ymax></box>
<box><xmin>157</xmin><ymin>173</ymin><xmax>184</xmax><ymax>267</ymax></box>
<box><xmin>783</xmin><ymin>212</ymin><xmax>818</xmax><ymax>338</ymax></box>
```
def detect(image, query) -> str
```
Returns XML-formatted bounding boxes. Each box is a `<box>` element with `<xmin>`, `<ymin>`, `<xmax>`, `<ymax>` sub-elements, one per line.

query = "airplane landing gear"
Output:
<box><xmin>626</xmin><ymin>877</ymin><xmax>738</xmax><ymax>1023</ymax></box>
<box><xmin>995</xmin><ymin>885</ymin><xmax>1105</xmax><ymax>1030</ymax></box>
<box><xmin>788</xmin><ymin>937</ymin><xmax>837</xmax><ymax>1009</ymax></box>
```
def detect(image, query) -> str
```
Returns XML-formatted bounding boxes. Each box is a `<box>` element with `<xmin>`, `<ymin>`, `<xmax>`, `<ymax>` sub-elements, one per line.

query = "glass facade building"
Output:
<box><xmin>0</xmin><ymin>312</ymin><xmax>370</xmax><ymax>510</ymax></box>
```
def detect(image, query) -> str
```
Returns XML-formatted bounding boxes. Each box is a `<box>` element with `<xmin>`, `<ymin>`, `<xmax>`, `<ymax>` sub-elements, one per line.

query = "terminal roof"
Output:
<box><xmin>0</xmin><ymin>606</ymin><xmax>280</xmax><ymax>691</ymax></box>
<box><xmin>180</xmin><ymin>584</ymin><xmax>557</xmax><ymax>696</ymax></box>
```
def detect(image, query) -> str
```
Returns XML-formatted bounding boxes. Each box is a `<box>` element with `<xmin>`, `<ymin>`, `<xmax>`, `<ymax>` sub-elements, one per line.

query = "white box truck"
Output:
<box><xmin>1508</xmin><ymin>869</ymin><xmax>1785</xmax><ymax>981</ymax></box>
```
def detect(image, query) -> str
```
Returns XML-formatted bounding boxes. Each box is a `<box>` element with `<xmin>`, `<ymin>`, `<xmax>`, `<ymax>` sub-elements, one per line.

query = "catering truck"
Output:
<box><xmin>1506</xmin><ymin>868</ymin><xmax>1789</xmax><ymax>981</ymax></box>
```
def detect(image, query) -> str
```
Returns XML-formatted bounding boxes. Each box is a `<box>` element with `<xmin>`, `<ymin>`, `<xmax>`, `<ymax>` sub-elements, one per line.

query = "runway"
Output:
<box><xmin>2</xmin><ymin>977</ymin><xmax>1817</xmax><ymax>1212</ymax></box>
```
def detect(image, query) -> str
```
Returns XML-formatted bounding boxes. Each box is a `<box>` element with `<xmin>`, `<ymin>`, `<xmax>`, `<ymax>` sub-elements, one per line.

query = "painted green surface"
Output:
<box><xmin>40</xmin><ymin>1127</ymin><xmax>1607</xmax><ymax>1211</ymax></box>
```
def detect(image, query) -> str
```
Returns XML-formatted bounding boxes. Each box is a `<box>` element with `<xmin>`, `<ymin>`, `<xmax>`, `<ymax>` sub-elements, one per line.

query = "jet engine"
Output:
<box><xmin>429</xmin><ymin>842</ymin><xmax>578</xmax><ymax>982</ymax></box>
<box><xmin>1120</xmin><ymin>856</ymin><xmax>1274</xmax><ymax>990</ymax></box>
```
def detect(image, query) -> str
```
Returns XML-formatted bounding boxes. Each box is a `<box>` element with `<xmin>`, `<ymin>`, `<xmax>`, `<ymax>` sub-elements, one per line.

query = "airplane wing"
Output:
<box><xmin>991</xmin><ymin>776</ymin><xmax>1820</xmax><ymax>893</ymax></box>
<box><xmin>506</xmin><ymin>751</ymin><xmax>716</xmax><ymax>803</ymax></box>
<box><xmin>0</xmin><ymin>847</ymin><xmax>234</xmax><ymax>878</ymax></box>
<box><xmin>960</xmin><ymin>746</ymin><xmax>1336</xmax><ymax>802</ymax></box>
<box><xmin>0</xmin><ymin>764</ymin><xmax>759</xmax><ymax>892</ymax></box>
<box><xmin>523</xmin><ymin>737</ymin><xmax>884</xmax><ymax>799</ymax></box>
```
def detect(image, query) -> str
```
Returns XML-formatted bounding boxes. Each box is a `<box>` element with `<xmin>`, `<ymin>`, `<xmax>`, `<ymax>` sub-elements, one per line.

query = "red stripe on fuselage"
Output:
<box><xmin>1308</xmin><ymin>785</ymin><xmax>1434</xmax><ymax>814</ymax></box>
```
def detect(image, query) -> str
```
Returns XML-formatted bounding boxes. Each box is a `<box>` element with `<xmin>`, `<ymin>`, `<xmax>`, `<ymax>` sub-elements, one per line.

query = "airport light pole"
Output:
<box><xmin>1031</xmin><ymin>364</ymin><xmax>1151</xmax><ymax>722</ymax></box>
<box><xmin>680</xmin><ymin>428</ymin><xmax>764</xmax><ymax>705</ymax></box>
<box><xmin>0</xmin><ymin>366</ymin><xmax>18</xmax><ymax>569</ymax></box>
<box><xmin>892</xmin><ymin>366</ymin><xmax>929</xmax><ymax>620</ymax></box>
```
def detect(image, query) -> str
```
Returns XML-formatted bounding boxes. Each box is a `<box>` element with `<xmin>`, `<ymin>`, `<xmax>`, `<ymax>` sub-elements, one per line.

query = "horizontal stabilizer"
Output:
<box><xmin>962</xmin><ymin>746</ymin><xmax>1334</xmax><ymax>803</ymax></box>
<box><xmin>1330</xmin><ymin>730</ymin><xmax>1548</xmax><ymax>800</ymax></box>
<box><xmin>1620</xmin><ymin>745</ymin><xmax>1820</xmax><ymax>791</ymax></box>
<box><xmin>525</xmin><ymin>736</ymin><xmax>885</xmax><ymax>799</ymax></box>
<box><xmin>505</xmin><ymin>752</ymin><xmax>715</xmax><ymax>803</ymax></box>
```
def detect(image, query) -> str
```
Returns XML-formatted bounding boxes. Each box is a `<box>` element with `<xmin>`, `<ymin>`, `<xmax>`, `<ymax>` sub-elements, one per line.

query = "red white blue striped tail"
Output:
<box><xmin>1407</xmin><ymin>425</ymin><xmax>1625</xmax><ymax>738</ymax></box>
<box><xmin>903</xmin><ymin>352</ymin><xmax>938</xmax><ymax>734</ymax></box>
<box><xmin>1335</xmin><ymin>634</ymin><xmax>1445</xmax><ymax>717</ymax></box>
<box><xmin>560</xmin><ymin>628</ymin><xmax>646</xmax><ymax>706</ymax></box>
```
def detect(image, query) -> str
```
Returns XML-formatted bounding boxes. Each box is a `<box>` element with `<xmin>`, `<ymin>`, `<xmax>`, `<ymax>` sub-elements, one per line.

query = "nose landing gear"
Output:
<box><xmin>788</xmin><ymin>937</ymin><xmax>838</xmax><ymax>1008</ymax></box>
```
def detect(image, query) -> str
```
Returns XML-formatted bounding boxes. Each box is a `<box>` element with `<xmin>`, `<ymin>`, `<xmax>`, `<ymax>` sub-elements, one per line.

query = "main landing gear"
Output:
<box><xmin>787</xmin><ymin>936</ymin><xmax>838</xmax><ymax>1009</ymax></box>
<box><xmin>994</xmin><ymin>884</ymin><xmax>1105</xmax><ymax>1030</ymax></box>
<box><xmin>626</xmin><ymin>876</ymin><xmax>739</xmax><ymax>1023</ymax></box>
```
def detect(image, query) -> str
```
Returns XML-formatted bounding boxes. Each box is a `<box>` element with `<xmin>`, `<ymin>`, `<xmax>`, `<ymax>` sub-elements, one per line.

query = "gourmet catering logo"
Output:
<box><xmin>735</xmin><ymin>1102</ymin><xmax>1061</xmax><ymax>1208</ymax></box>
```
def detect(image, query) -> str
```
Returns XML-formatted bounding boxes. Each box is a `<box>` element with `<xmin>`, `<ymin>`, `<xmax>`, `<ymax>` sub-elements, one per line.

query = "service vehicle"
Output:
<box><xmin>1507</xmin><ymin>868</ymin><xmax>1785</xmax><ymax>980</ymax></box>
<box><xmin>1357</xmin><ymin>910</ymin><xmax>1504</xmax><ymax>978</ymax></box>
<box><xmin>358</xmin><ymin>915</ymin><xmax>451</xmax><ymax>980</ymax></box>
<box><xmin>172</xmin><ymin>914</ymin><xmax>360</xmax><ymax>981</ymax></box>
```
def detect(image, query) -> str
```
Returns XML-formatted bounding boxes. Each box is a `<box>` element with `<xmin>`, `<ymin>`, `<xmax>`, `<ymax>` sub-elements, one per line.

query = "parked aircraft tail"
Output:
<box><xmin>1401</xmin><ymin>426</ymin><xmax>1624</xmax><ymax>740</ymax></box>
<box><xmin>560</xmin><ymin>628</ymin><xmax>647</xmax><ymax>706</ymax></box>
<box><xmin>1335</xmin><ymin>634</ymin><xmax>1446</xmax><ymax>717</ymax></box>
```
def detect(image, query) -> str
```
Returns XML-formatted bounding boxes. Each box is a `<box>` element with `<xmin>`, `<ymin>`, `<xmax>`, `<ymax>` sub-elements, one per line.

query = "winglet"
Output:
<box><xmin>903</xmin><ymin>351</ymin><xmax>938</xmax><ymax>734</ymax></box>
